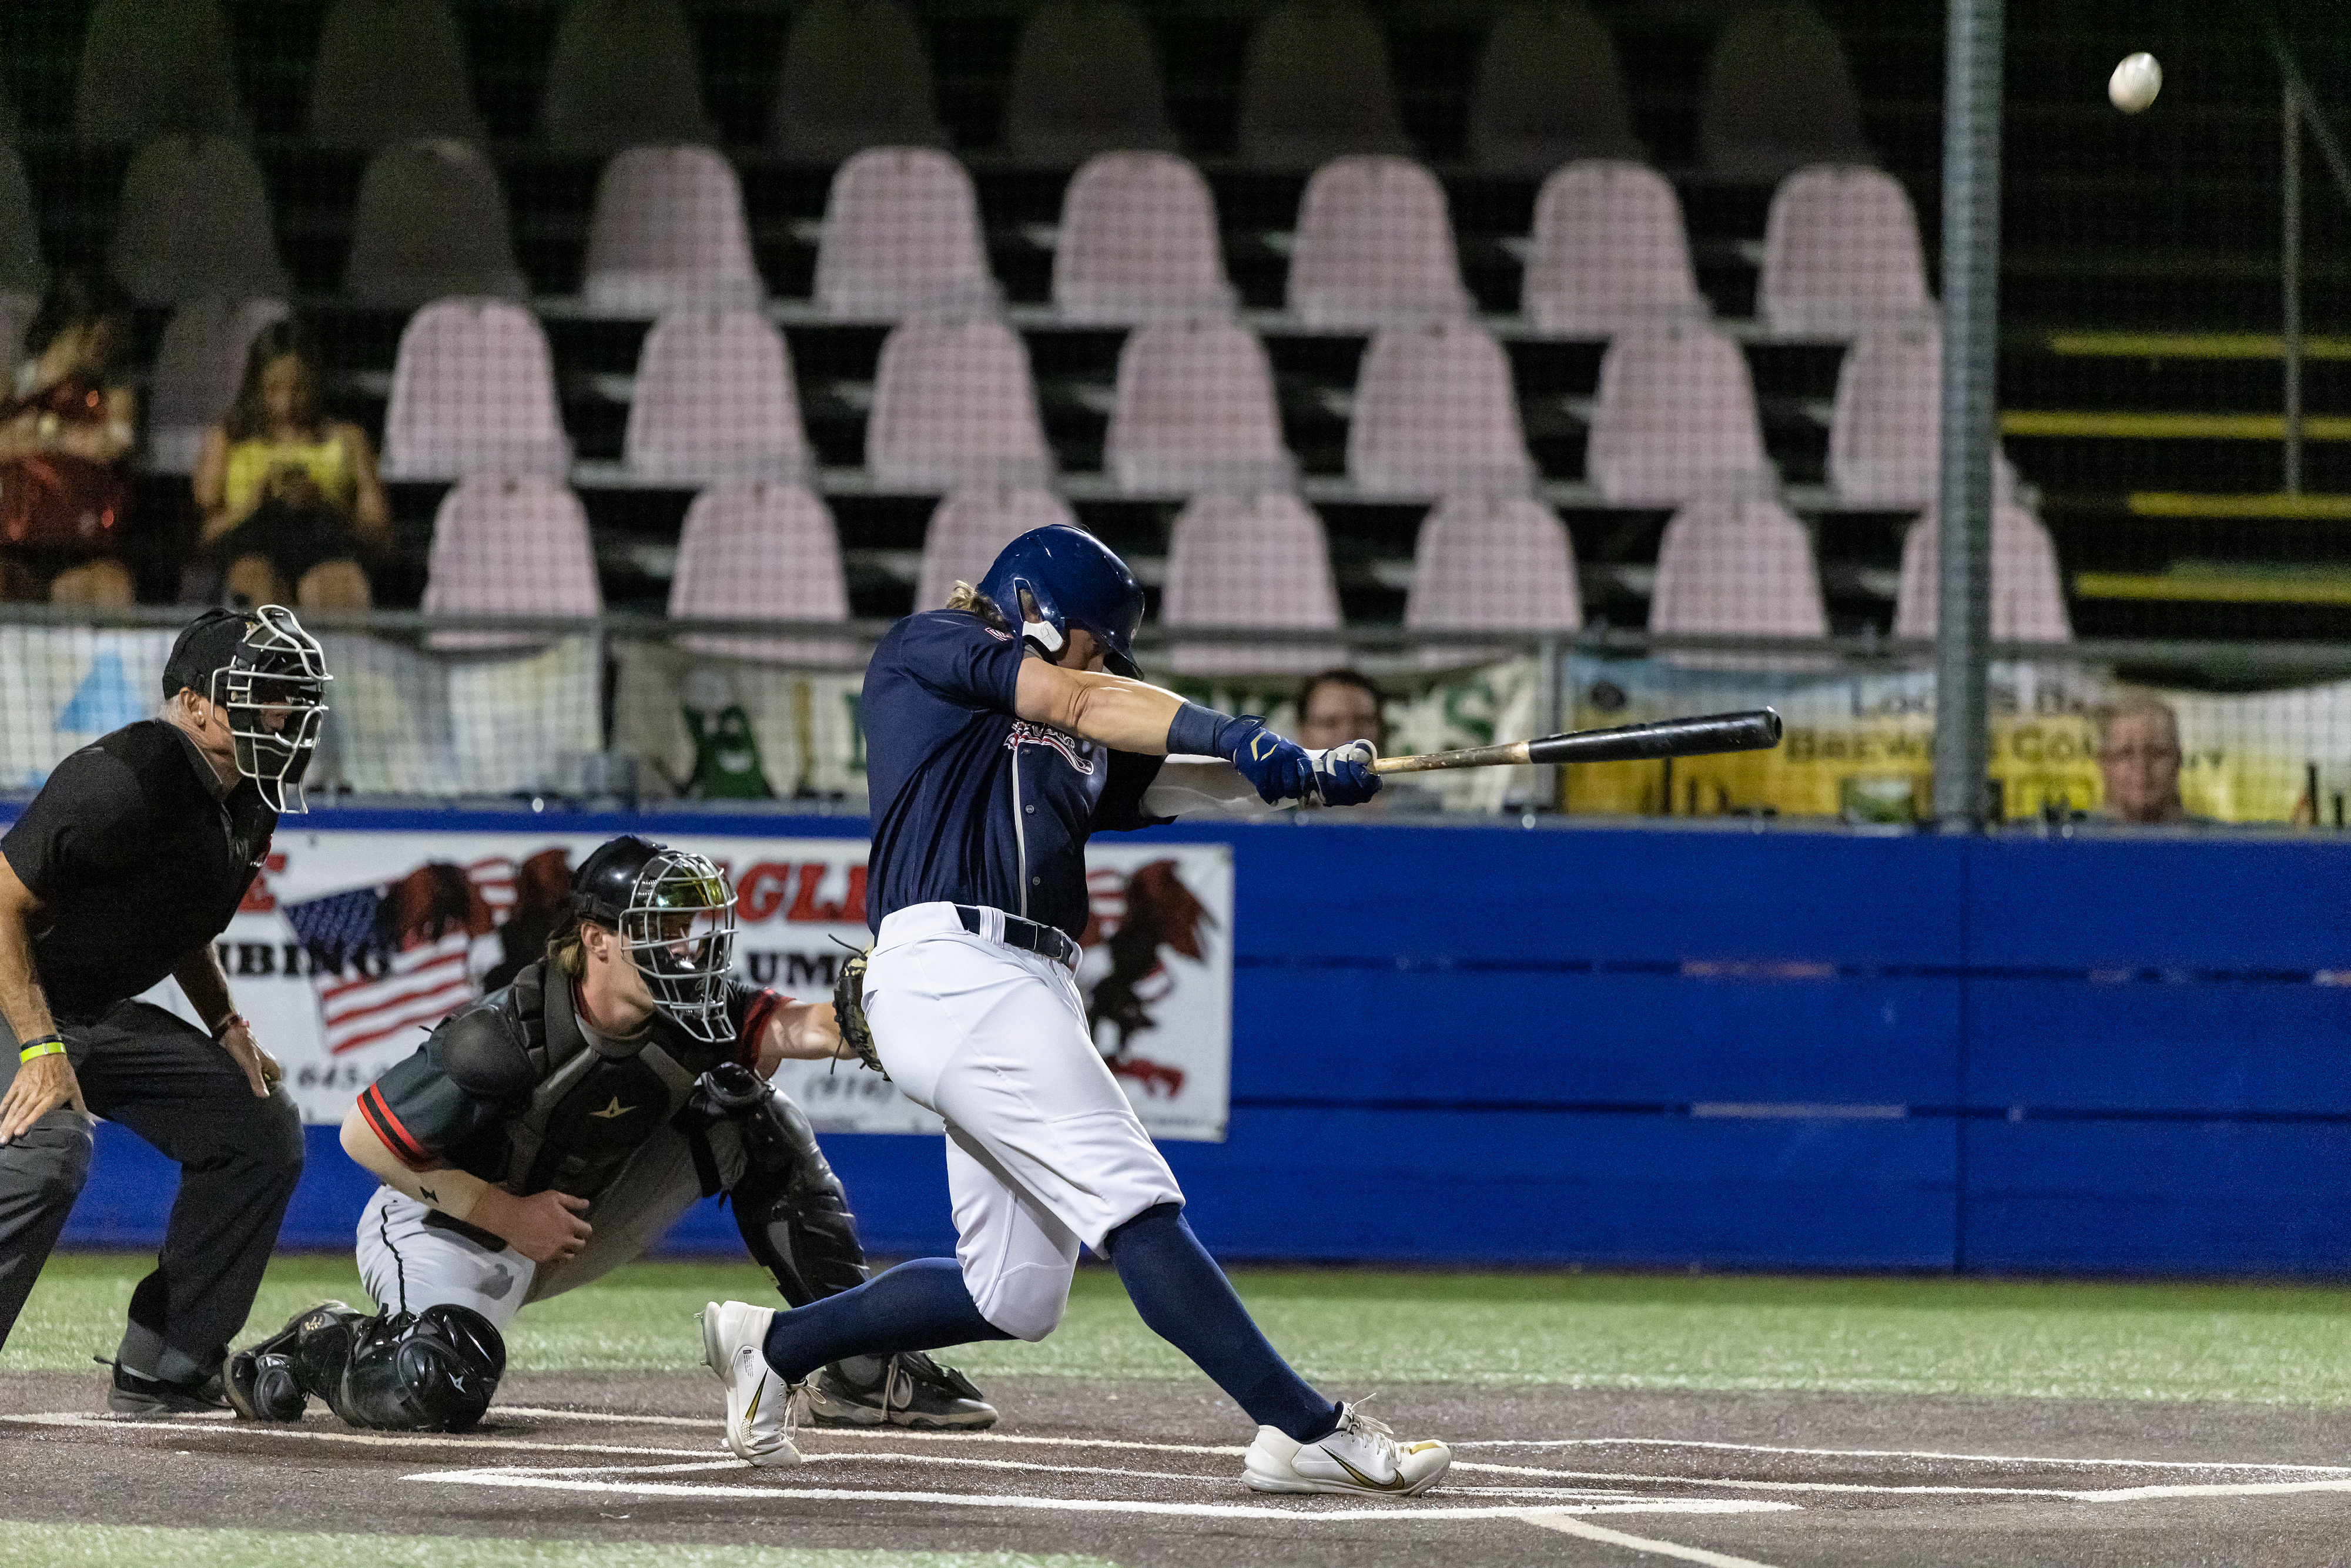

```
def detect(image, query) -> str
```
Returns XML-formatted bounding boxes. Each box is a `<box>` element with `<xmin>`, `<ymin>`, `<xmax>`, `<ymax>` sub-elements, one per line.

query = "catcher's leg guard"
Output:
<box><xmin>225</xmin><ymin>1300</ymin><xmax>366</xmax><ymax>1422</ymax></box>
<box><xmin>325</xmin><ymin>1304</ymin><xmax>505</xmax><ymax>1432</ymax></box>
<box><xmin>699</xmin><ymin>1063</ymin><xmax>870</xmax><ymax>1307</ymax></box>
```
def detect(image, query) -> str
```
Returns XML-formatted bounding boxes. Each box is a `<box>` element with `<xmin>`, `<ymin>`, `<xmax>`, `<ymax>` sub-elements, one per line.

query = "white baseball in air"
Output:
<box><xmin>2109</xmin><ymin>52</ymin><xmax>2162</xmax><ymax>114</ymax></box>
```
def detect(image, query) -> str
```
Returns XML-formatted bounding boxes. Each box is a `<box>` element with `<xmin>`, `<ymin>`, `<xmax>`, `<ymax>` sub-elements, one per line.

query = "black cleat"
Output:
<box><xmin>103</xmin><ymin>1359</ymin><xmax>227</xmax><ymax>1417</ymax></box>
<box><xmin>805</xmin><ymin>1351</ymin><xmax>997</xmax><ymax>1430</ymax></box>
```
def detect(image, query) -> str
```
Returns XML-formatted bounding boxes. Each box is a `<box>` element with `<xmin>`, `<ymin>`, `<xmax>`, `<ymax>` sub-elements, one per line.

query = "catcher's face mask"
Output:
<box><xmin>209</xmin><ymin>605</ymin><xmax>331</xmax><ymax>814</ymax></box>
<box><xmin>617</xmin><ymin>849</ymin><xmax>738</xmax><ymax>1044</ymax></box>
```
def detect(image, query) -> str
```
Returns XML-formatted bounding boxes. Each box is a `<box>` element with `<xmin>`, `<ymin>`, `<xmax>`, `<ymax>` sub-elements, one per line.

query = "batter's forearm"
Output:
<box><xmin>340</xmin><ymin>1104</ymin><xmax>490</xmax><ymax>1222</ymax></box>
<box><xmin>172</xmin><ymin>944</ymin><xmax>237</xmax><ymax>1033</ymax></box>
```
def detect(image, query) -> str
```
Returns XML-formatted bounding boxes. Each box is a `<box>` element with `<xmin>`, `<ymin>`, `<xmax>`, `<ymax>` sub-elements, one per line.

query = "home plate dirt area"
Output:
<box><xmin>8</xmin><ymin>1372</ymin><xmax>2351</xmax><ymax>1566</ymax></box>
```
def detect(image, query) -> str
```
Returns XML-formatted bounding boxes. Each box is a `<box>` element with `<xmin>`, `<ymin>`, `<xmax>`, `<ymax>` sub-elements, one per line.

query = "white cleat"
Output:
<box><xmin>698</xmin><ymin>1299</ymin><xmax>803</xmax><ymax>1468</ymax></box>
<box><xmin>1242</xmin><ymin>1398</ymin><xmax>1451</xmax><ymax>1497</ymax></box>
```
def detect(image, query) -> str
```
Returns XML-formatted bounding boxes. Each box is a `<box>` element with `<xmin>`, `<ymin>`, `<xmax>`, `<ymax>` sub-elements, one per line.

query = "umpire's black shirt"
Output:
<box><xmin>2</xmin><ymin>719</ymin><xmax>275</xmax><ymax>1023</ymax></box>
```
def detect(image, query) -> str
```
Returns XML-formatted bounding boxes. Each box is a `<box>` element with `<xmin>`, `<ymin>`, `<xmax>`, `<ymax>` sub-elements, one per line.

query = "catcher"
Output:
<box><xmin>227</xmin><ymin>834</ymin><xmax>992</xmax><ymax>1432</ymax></box>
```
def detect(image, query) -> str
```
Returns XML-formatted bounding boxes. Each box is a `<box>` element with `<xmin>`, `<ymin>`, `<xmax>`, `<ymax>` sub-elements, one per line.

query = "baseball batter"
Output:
<box><xmin>702</xmin><ymin>524</ymin><xmax>1452</xmax><ymax>1496</ymax></box>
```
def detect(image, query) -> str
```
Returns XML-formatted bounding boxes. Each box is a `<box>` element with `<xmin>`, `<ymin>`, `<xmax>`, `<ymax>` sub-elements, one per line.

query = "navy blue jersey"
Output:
<box><xmin>863</xmin><ymin>609</ymin><xmax>1166</xmax><ymax>938</ymax></box>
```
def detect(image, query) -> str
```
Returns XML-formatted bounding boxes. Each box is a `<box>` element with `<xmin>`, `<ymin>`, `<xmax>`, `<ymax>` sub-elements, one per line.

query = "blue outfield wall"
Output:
<box><xmin>46</xmin><ymin>808</ymin><xmax>2351</xmax><ymax>1275</ymax></box>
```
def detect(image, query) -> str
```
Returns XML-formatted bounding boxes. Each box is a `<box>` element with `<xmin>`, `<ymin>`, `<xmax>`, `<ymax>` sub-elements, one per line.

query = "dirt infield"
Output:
<box><xmin>8</xmin><ymin>1371</ymin><xmax>2351</xmax><ymax>1566</ymax></box>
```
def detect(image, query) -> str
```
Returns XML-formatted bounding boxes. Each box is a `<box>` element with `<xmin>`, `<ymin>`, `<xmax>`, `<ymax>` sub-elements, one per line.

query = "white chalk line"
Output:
<box><xmin>1523</xmin><ymin>1510</ymin><xmax>1783</xmax><ymax>1568</ymax></box>
<box><xmin>1449</xmin><ymin>1458</ymin><xmax>2351</xmax><ymax>1505</ymax></box>
<box><xmin>0</xmin><ymin>1412</ymin><xmax>718</xmax><ymax>1459</ymax></box>
<box><xmin>1465</xmin><ymin>1435</ymin><xmax>2351</xmax><ymax>1476</ymax></box>
<box><xmin>497</xmin><ymin>1405</ymin><xmax>1248</xmax><ymax>1454</ymax></box>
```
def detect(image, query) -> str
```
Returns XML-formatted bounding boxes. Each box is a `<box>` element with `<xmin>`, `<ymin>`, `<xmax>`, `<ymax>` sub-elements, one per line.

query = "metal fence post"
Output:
<box><xmin>1933</xmin><ymin>0</ymin><xmax>2004</xmax><ymax>829</ymax></box>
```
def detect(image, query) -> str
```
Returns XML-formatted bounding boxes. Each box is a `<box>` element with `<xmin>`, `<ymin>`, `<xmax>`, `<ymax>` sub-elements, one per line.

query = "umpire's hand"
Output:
<box><xmin>216</xmin><ymin>1018</ymin><xmax>282</xmax><ymax>1098</ymax></box>
<box><xmin>0</xmin><ymin>1050</ymin><xmax>89</xmax><ymax>1143</ymax></box>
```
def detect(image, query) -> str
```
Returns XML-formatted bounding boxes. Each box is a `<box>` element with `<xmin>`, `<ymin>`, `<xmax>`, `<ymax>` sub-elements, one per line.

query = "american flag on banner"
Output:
<box><xmin>283</xmin><ymin>858</ymin><xmax>516</xmax><ymax>1056</ymax></box>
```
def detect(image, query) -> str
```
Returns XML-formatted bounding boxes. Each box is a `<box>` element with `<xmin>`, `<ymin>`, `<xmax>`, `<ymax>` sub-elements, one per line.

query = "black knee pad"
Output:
<box><xmin>226</xmin><ymin>1300</ymin><xmax>367</xmax><ymax>1422</ymax></box>
<box><xmin>326</xmin><ymin>1305</ymin><xmax>505</xmax><ymax>1432</ymax></box>
<box><xmin>694</xmin><ymin>1063</ymin><xmax>870</xmax><ymax>1308</ymax></box>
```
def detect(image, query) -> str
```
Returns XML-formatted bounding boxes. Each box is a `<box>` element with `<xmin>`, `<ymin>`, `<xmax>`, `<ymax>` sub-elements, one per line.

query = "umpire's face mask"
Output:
<box><xmin>213</xmin><ymin>605</ymin><xmax>331</xmax><ymax>813</ymax></box>
<box><xmin>618</xmin><ymin>852</ymin><xmax>739</xmax><ymax>1044</ymax></box>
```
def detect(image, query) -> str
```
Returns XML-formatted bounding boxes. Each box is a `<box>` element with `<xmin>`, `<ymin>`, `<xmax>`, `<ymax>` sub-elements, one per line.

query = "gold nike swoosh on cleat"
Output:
<box><xmin>1328</xmin><ymin>1453</ymin><xmax>1416</xmax><ymax>1492</ymax></box>
<box><xmin>745</xmin><ymin>1376</ymin><xmax>763</xmax><ymax>1425</ymax></box>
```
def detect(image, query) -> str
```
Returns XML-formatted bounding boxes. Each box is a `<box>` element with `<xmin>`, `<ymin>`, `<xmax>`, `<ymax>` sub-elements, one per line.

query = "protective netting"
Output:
<box><xmin>0</xmin><ymin>1</ymin><xmax>2342</xmax><ymax>826</ymax></box>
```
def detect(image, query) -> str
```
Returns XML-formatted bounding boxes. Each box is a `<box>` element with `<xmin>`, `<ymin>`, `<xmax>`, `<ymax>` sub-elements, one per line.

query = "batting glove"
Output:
<box><xmin>1220</xmin><ymin>717</ymin><xmax>1318</xmax><ymax>806</ymax></box>
<box><xmin>1305</xmin><ymin>740</ymin><xmax>1382</xmax><ymax>808</ymax></box>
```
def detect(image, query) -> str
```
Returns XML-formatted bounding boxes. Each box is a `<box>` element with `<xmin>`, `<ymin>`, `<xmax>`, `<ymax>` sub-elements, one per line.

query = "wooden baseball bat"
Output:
<box><xmin>1370</xmin><ymin>709</ymin><xmax>1784</xmax><ymax>775</ymax></box>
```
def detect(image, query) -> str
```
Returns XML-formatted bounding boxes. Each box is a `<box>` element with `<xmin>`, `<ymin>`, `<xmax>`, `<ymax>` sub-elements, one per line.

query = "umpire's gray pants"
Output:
<box><xmin>0</xmin><ymin>1003</ymin><xmax>305</xmax><ymax>1378</ymax></box>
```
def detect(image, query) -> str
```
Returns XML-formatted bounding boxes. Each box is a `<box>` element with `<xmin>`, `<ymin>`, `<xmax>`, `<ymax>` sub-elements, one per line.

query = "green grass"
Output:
<box><xmin>0</xmin><ymin>1526</ymin><xmax>1111</xmax><ymax>1568</ymax></box>
<box><xmin>9</xmin><ymin>1252</ymin><xmax>2351</xmax><ymax>1406</ymax></box>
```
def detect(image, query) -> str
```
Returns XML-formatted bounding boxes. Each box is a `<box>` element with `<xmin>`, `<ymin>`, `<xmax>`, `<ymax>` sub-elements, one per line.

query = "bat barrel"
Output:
<box><xmin>1524</xmin><ymin>708</ymin><xmax>1783</xmax><ymax>767</ymax></box>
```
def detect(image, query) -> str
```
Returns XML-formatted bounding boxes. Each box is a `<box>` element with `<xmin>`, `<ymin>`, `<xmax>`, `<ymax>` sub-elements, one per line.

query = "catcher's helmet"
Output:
<box><xmin>571</xmin><ymin>835</ymin><xmax>739</xmax><ymax>1043</ymax></box>
<box><xmin>163</xmin><ymin>605</ymin><xmax>331</xmax><ymax>813</ymax></box>
<box><xmin>977</xmin><ymin>524</ymin><xmax>1144</xmax><ymax>678</ymax></box>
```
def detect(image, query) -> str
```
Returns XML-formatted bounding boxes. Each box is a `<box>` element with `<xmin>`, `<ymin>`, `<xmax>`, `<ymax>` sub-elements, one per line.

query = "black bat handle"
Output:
<box><xmin>1526</xmin><ymin>709</ymin><xmax>1784</xmax><ymax>766</ymax></box>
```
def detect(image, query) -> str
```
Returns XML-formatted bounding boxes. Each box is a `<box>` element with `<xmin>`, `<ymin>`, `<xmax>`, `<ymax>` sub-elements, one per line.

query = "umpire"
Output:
<box><xmin>0</xmin><ymin>605</ymin><xmax>329</xmax><ymax>1413</ymax></box>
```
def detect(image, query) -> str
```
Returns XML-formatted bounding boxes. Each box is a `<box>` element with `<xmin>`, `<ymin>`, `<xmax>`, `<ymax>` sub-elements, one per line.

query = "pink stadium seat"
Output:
<box><xmin>1467</xmin><ymin>1</ymin><xmax>1643</xmax><ymax>176</ymax></box>
<box><xmin>108</xmin><ymin>136</ymin><xmax>289</xmax><ymax>306</ymax></box>
<box><xmin>1405</xmin><ymin>494</ymin><xmax>1583</xmax><ymax>660</ymax></box>
<box><xmin>1585</xmin><ymin>326</ymin><xmax>1773</xmax><ymax>505</ymax></box>
<box><xmin>74</xmin><ymin>0</ymin><xmax>247</xmax><ymax>143</ymax></box>
<box><xmin>1287</xmin><ymin>156</ymin><xmax>1471</xmax><ymax>330</ymax></box>
<box><xmin>583</xmin><ymin>146</ymin><xmax>764</xmax><ymax>315</ymax></box>
<box><xmin>624</xmin><ymin>308</ymin><xmax>809</xmax><ymax>483</ymax></box>
<box><xmin>1348</xmin><ymin>321</ymin><xmax>1533</xmax><ymax>499</ymax></box>
<box><xmin>540</xmin><ymin>0</ymin><xmax>712</xmax><ymax>155</ymax></box>
<box><xmin>1647</xmin><ymin>497</ymin><xmax>1827</xmax><ymax>641</ymax></box>
<box><xmin>669</xmin><ymin>482</ymin><xmax>855</xmax><ymax>664</ymax></box>
<box><xmin>1893</xmin><ymin>503</ymin><xmax>2072</xmax><ymax>644</ymax></box>
<box><xmin>0</xmin><ymin>144</ymin><xmax>43</xmax><ymax>295</ymax></box>
<box><xmin>1827</xmin><ymin>323</ymin><xmax>1939</xmax><ymax>507</ymax></box>
<box><xmin>1698</xmin><ymin>1</ymin><xmax>1872</xmax><ymax>183</ymax></box>
<box><xmin>1522</xmin><ymin>160</ymin><xmax>1709</xmax><ymax>338</ymax></box>
<box><xmin>915</xmin><ymin>487</ymin><xmax>1077</xmax><ymax>612</ymax></box>
<box><xmin>1759</xmin><ymin>165</ymin><xmax>1932</xmax><ymax>338</ymax></box>
<box><xmin>1004</xmin><ymin>0</ymin><xmax>1174</xmax><ymax>165</ymax></box>
<box><xmin>147</xmin><ymin>297</ymin><xmax>290</xmax><ymax>475</ymax></box>
<box><xmin>771</xmin><ymin>0</ymin><xmax>943</xmax><ymax>162</ymax></box>
<box><xmin>423</xmin><ymin>475</ymin><xmax>601</xmax><ymax>650</ymax></box>
<box><xmin>1052</xmin><ymin>153</ymin><xmax>1234</xmax><ymax>325</ymax></box>
<box><xmin>309</xmin><ymin>0</ymin><xmax>483</xmax><ymax>149</ymax></box>
<box><xmin>1236</xmin><ymin>0</ymin><xmax>1412</xmax><ymax>169</ymax></box>
<box><xmin>1104</xmin><ymin>320</ymin><xmax>1294</xmax><ymax>495</ymax></box>
<box><xmin>1162</xmin><ymin>492</ymin><xmax>1345</xmax><ymax>676</ymax></box>
<box><xmin>814</xmin><ymin>148</ymin><xmax>999</xmax><ymax>321</ymax></box>
<box><xmin>866</xmin><ymin>319</ymin><xmax>1054</xmax><ymax>491</ymax></box>
<box><xmin>344</xmin><ymin>139</ymin><xmax>527</xmax><ymax>309</ymax></box>
<box><xmin>380</xmin><ymin>299</ymin><xmax>572</xmax><ymax>481</ymax></box>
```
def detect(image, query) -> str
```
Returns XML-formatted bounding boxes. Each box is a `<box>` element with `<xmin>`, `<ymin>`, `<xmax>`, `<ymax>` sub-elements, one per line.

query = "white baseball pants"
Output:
<box><xmin>864</xmin><ymin>902</ymin><xmax>1184</xmax><ymax>1341</ymax></box>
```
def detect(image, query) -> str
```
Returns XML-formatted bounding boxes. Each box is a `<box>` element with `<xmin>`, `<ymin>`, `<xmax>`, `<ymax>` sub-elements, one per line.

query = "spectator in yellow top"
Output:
<box><xmin>2096</xmin><ymin>692</ymin><xmax>2188</xmax><ymax>825</ymax></box>
<box><xmin>193</xmin><ymin>321</ymin><xmax>390</xmax><ymax>609</ymax></box>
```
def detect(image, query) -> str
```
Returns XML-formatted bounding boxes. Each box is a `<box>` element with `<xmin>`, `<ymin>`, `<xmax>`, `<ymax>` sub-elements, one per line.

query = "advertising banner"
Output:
<box><xmin>136</xmin><ymin>829</ymin><xmax>1235</xmax><ymax>1140</ymax></box>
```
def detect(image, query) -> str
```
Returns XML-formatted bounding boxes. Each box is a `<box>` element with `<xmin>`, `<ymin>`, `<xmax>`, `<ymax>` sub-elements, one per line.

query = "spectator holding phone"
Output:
<box><xmin>0</xmin><ymin>273</ymin><xmax>138</xmax><ymax>606</ymax></box>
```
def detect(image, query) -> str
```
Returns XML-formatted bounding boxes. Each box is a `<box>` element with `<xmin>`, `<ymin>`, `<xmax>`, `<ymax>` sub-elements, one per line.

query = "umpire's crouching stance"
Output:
<box><xmin>0</xmin><ymin>606</ymin><xmax>327</xmax><ymax>1412</ymax></box>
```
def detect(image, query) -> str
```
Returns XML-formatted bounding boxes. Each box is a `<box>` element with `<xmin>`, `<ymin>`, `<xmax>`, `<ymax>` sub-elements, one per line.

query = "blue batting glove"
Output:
<box><xmin>1220</xmin><ymin>716</ymin><xmax>1318</xmax><ymax>806</ymax></box>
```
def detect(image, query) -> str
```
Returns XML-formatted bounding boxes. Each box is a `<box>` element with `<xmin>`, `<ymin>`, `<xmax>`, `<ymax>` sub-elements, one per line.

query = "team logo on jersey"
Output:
<box><xmin>1004</xmin><ymin>721</ymin><xmax>1097</xmax><ymax>775</ymax></box>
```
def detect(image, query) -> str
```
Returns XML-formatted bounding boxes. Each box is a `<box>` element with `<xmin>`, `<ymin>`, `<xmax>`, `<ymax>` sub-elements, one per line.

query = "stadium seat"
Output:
<box><xmin>1348</xmin><ymin>321</ymin><xmax>1534</xmax><ymax>499</ymax></box>
<box><xmin>108</xmin><ymin>136</ymin><xmax>289</xmax><ymax>306</ymax></box>
<box><xmin>1104</xmin><ymin>319</ymin><xmax>1294</xmax><ymax>495</ymax></box>
<box><xmin>1521</xmin><ymin>160</ymin><xmax>1709</xmax><ymax>338</ymax></box>
<box><xmin>1287</xmin><ymin>156</ymin><xmax>1472</xmax><ymax>330</ymax></box>
<box><xmin>1405</xmin><ymin>494</ymin><xmax>1583</xmax><ymax>665</ymax></box>
<box><xmin>380</xmin><ymin>299</ymin><xmax>572</xmax><ymax>481</ymax></box>
<box><xmin>1759</xmin><ymin>165</ymin><xmax>1934</xmax><ymax>339</ymax></box>
<box><xmin>1893</xmin><ymin>503</ymin><xmax>2072</xmax><ymax>644</ymax></box>
<box><xmin>1004</xmin><ymin>0</ymin><xmax>1176</xmax><ymax>165</ymax></box>
<box><xmin>540</xmin><ymin>0</ymin><xmax>712</xmax><ymax>155</ymax></box>
<box><xmin>73</xmin><ymin>0</ymin><xmax>247</xmax><ymax>143</ymax></box>
<box><xmin>669</xmin><ymin>482</ymin><xmax>856</xmax><ymax>664</ymax></box>
<box><xmin>146</xmin><ymin>297</ymin><xmax>290</xmax><ymax>475</ymax></box>
<box><xmin>583</xmin><ymin>146</ymin><xmax>764</xmax><ymax>316</ymax></box>
<box><xmin>1698</xmin><ymin>1</ymin><xmax>1873</xmax><ymax>183</ymax></box>
<box><xmin>1237</xmin><ymin>0</ymin><xmax>1412</xmax><ymax>169</ymax></box>
<box><xmin>308</xmin><ymin>0</ymin><xmax>484</xmax><ymax>149</ymax></box>
<box><xmin>344</xmin><ymin>139</ymin><xmax>528</xmax><ymax>309</ymax></box>
<box><xmin>1647</xmin><ymin>496</ymin><xmax>1827</xmax><ymax>641</ymax></box>
<box><xmin>1052</xmin><ymin>153</ymin><xmax>1234</xmax><ymax>325</ymax></box>
<box><xmin>623</xmin><ymin>307</ymin><xmax>809</xmax><ymax>483</ymax></box>
<box><xmin>1585</xmin><ymin>326</ymin><xmax>1774</xmax><ymax>505</ymax></box>
<box><xmin>422</xmin><ymin>474</ymin><xmax>601</xmax><ymax>651</ymax></box>
<box><xmin>771</xmin><ymin>0</ymin><xmax>944</xmax><ymax>163</ymax></box>
<box><xmin>0</xmin><ymin>144</ymin><xmax>42</xmax><ymax>297</ymax></box>
<box><xmin>1826</xmin><ymin>323</ymin><xmax>1939</xmax><ymax>507</ymax></box>
<box><xmin>1163</xmin><ymin>492</ymin><xmax>1346</xmax><ymax>676</ymax></box>
<box><xmin>1466</xmin><ymin>1</ymin><xmax>1644</xmax><ymax>177</ymax></box>
<box><xmin>814</xmin><ymin>148</ymin><xmax>998</xmax><ymax>321</ymax></box>
<box><xmin>866</xmin><ymin>319</ymin><xmax>1054</xmax><ymax>491</ymax></box>
<box><xmin>915</xmin><ymin>487</ymin><xmax>1079</xmax><ymax>612</ymax></box>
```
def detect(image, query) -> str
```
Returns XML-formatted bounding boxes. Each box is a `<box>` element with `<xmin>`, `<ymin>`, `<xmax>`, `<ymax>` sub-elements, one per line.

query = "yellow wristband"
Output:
<box><xmin>17</xmin><ymin>1036</ymin><xmax>66</xmax><ymax>1064</ymax></box>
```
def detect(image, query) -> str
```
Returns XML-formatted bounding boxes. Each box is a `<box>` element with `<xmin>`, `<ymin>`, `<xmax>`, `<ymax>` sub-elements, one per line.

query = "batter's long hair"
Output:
<box><xmin>946</xmin><ymin>581</ymin><xmax>1013</xmax><ymax>634</ymax></box>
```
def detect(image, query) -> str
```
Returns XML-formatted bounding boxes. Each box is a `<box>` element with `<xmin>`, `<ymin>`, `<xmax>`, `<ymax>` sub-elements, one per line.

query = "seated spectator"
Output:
<box><xmin>193</xmin><ymin>320</ymin><xmax>390</xmax><ymax>608</ymax></box>
<box><xmin>2095</xmin><ymin>692</ymin><xmax>2190</xmax><ymax>825</ymax></box>
<box><xmin>0</xmin><ymin>274</ymin><xmax>138</xmax><ymax>605</ymax></box>
<box><xmin>1294</xmin><ymin>666</ymin><xmax>1442</xmax><ymax>814</ymax></box>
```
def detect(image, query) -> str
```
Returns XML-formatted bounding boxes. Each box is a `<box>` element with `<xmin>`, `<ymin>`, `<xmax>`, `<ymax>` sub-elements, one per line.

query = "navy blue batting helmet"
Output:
<box><xmin>977</xmin><ymin>524</ymin><xmax>1145</xmax><ymax>678</ymax></box>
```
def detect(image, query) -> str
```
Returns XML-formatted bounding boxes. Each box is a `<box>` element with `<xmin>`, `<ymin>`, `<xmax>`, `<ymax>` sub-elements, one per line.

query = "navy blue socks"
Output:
<box><xmin>1105</xmin><ymin>1202</ymin><xmax>1341</xmax><ymax>1443</ymax></box>
<box><xmin>759</xmin><ymin>1257</ymin><xmax>1013</xmax><ymax>1384</ymax></box>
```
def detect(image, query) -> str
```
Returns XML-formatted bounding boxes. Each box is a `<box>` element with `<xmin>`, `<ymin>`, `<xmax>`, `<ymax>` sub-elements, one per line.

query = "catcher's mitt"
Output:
<box><xmin>832</xmin><ymin>945</ymin><xmax>888</xmax><ymax>1078</ymax></box>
